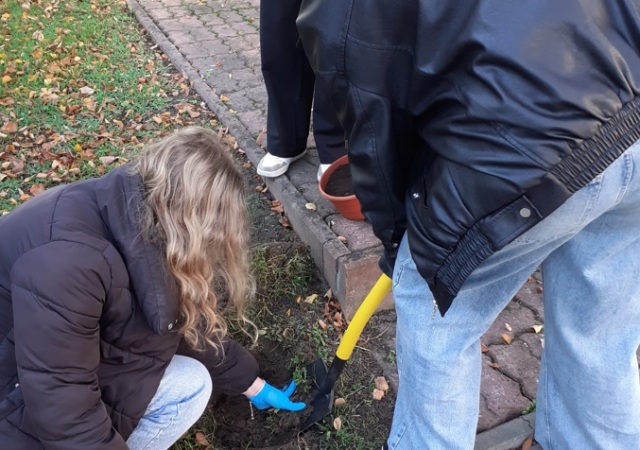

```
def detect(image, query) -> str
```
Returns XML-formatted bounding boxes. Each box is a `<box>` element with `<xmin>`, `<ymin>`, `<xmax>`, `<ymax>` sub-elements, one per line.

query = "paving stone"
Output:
<box><xmin>234</xmin><ymin>109</ymin><xmax>266</xmax><ymax>137</ymax></box>
<box><xmin>157</xmin><ymin>18</ymin><xmax>187</xmax><ymax>32</ymax></box>
<box><xmin>188</xmin><ymin>26</ymin><xmax>220</xmax><ymax>42</ymax></box>
<box><xmin>483</xmin><ymin>297</ymin><xmax>540</xmax><ymax>346</ymax></box>
<box><xmin>198</xmin><ymin>13</ymin><xmax>225</xmax><ymax>27</ymax></box>
<box><xmin>147</xmin><ymin>7</ymin><xmax>175</xmax><ymax>21</ymax></box>
<box><xmin>489</xmin><ymin>335</ymin><xmax>542</xmax><ymax>399</ymax></box>
<box><xmin>167</xmin><ymin>30</ymin><xmax>195</xmax><ymax>46</ymax></box>
<box><xmin>479</xmin><ymin>354</ymin><xmax>532</xmax><ymax>432</ymax></box>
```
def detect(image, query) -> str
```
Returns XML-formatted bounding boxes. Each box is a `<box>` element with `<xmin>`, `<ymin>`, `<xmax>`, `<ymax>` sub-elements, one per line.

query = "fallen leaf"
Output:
<box><xmin>195</xmin><ymin>431</ymin><xmax>211</xmax><ymax>448</ymax></box>
<box><xmin>220</xmin><ymin>94</ymin><xmax>230</xmax><ymax>103</ymax></box>
<box><xmin>501</xmin><ymin>334</ymin><xmax>513</xmax><ymax>345</ymax></box>
<box><xmin>304</xmin><ymin>294</ymin><xmax>318</xmax><ymax>304</ymax></box>
<box><xmin>334</xmin><ymin>397</ymin><xmax>346</xmax><ymax>407</ymax></box>
<box><xmin>505</xmin><ymin>323</ymin><xmax>513</xmax><ymax>332</ymax></box>
<box><xmin>337</xmin><ymin>235</ymin><xmax>347</xmax><ymax>244</ymax></box>
<box><xmin>374</xmin><ymin>376</ymin><xmax>389</xmax><ymax>392</ymax></box>
<box><xmin>99</xmin><ymin>156</ymin><xmax>116</xmax><ymax>165</ymax></box>
<box><xmin>256</xmin><ymin>127</ymin><xmax>267</xmax><ymax>147</ymax></box>
<box><xmin>372</xmin><ymin>388</ymin><xmax>385</xmax><ymax>400</ymax></box>
<box><xmin>531</xmin><ymin>324</ymin><xmax>543</xmax><ymax>333</ymax></box>
<box><xmin>295</xmin><ymin>295</ymin><xmax>301</xmax><ymax>303</ymax></box>
<box><xmin>489</xmin><ymin>362</ymin><xmax>500</xmax><ymax>369</ymax></box>
<box><xmin>333</xmin><ymin>417</ymin><xmax>342</xmax><ymax>431</ymax></box>
<box><xmin>305</xmin><ymin>202</ymin><xmax>317</xmax><ymax>210</ymax></box>
<box><xmin>29</xmin><ymin>184</ymin><xmax>45</xmax><ymax>196</ymax></box>
<box><xmin>521</xmin><ymin>436</ymin><xmax>533</xmax><ymax>450</ymax></box>
<box><xmin>481</xmin><ymin>343</ymin><xmax>490</xmax><ymax>353</ymax></box>
<box><xmin>79</xmin><ymin>86</ymin><xmax>95</xmax><ymax>96</ymax></box>
<box><xmin>318</xmin><ymin>319</ymin><xmax>328</xmax><ymax>331</ymax></box>
<box><xmin>0</xmin><ymin>121</ymin><xmax>17</xmax><ymax>133</ymax></box>
<box><xmin>278</xmin><ymin>215</ymin><xmax>290</xmax><ymax>228</ymax></box>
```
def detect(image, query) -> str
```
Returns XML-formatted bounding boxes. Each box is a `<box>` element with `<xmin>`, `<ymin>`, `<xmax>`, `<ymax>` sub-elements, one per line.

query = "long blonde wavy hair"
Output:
<box><xmin>132</xmin><ymin>126</ymin><xmax>254</xmax><ymax>349</ymax></box>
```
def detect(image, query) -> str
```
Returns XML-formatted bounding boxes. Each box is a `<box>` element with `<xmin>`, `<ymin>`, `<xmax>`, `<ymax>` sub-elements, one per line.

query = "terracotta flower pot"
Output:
<box><xmin>318</xmin><ymin>155</ymin><xmax>365</xmax><ymax>221</ymax></box>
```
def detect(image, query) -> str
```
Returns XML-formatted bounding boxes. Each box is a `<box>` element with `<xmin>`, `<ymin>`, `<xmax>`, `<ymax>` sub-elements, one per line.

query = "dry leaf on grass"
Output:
<box><xmin>374</xmin><ymin>376</ymin><xmax>389</xmax><ymax>392</ymax></box>
<box><xmin>334</xmin><ymin>397</ymin><xmax>346</xmax><ymax>407</ymax></box>
<box><xmin>333</xmin><ymin>417</ymin><xmax>342</xmax><ymax>431</ymax></box>
<box><xmin>1</xmin><ymin>121</ymin><xmax>18</xmax><ymax>133</ymax></box>
<box><xmin>195</xmin><ymin>431</ymin><xmax>212</xmax><ymax>449</ymax></box>
<box><xmin>304</xmin><ymin>294</ymin><xmax>318</xmax><ymax>304</ymax></box>
<box><xmin>372</xmin><ymin>388</ymin><xmax>385</xmax><ymax>400</ymax></box>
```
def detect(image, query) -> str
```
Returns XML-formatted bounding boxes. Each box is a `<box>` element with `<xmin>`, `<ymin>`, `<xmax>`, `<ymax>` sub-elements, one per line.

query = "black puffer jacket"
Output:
<box><xmin>299</xmin><ymin>0</ymin><xmax>640</xmax><ymax>314</ymax></box>
<box><xmin>0</xmin><ymin>166</ymin><xmax>258</xmax><ymax>449</ymax></box>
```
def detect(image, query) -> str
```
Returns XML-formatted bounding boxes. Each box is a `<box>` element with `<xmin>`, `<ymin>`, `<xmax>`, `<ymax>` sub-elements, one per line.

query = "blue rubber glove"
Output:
<box><xmin>248</xmin><ymin>380</ymin><xmax>306</xmax><ymax>412</ymax></box>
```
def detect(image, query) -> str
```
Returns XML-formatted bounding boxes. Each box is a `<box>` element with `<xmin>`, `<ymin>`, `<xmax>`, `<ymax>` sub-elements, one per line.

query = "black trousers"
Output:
<box><xmin>259</xmin><ymin>0</ymin><xmax>345</xmax><ymax>164</ymax></box>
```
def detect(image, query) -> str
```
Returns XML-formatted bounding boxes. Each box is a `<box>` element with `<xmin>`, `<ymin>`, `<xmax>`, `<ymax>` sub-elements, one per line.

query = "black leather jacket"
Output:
<box><xmin>299</xmin><ymin>0</ymin><xmax>640</xmax><ymax>314</ymax></box>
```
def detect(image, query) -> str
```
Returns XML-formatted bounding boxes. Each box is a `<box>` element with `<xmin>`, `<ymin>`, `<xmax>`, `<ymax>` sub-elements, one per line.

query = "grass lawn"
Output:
<box><xmin>0</xmin><ymin>0</ymin><xmax>218</xmax><ymax>213</ymax></box>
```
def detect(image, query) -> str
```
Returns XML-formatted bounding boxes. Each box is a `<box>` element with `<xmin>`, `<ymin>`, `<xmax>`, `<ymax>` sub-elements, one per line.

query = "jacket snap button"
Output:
<box><xmin>168</xmin><ymin>323</ymin><xmax>173</xmax><ymax>330</ymax></box>
<box><xmin>412</xmin><ymin>192</ymin><xmax>420</xmax><ymax>199</ymax></box>
<box><xmin>519</xmin><ymin>207</ymin><xmax>532</xmax><ymax>218</ymax></box>
<box><xmin>14</xmin><ymin>383</ymin><xmax>19</xmax><ymax>388</ymax></box>
<box><xmin>392</xmin><ymin>243</ymin><xmax>398</xmax><ymax>248</ymax></box>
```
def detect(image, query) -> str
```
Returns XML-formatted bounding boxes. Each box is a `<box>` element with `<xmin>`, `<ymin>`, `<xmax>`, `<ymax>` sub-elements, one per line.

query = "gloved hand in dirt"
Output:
<box><xmin>245</xmin><ymin>378</ymin><xmax>306</xmax><ymax>412</ymax></box>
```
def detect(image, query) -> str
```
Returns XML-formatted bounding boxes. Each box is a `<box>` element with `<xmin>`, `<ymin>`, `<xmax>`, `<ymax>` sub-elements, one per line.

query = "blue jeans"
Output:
<box><xmin>388</xmin><ymin>141</ymin><xmax>640</xmax><ymax>449</ymax></box>
<box><xmin>126</xmin><ymin>355</ymin><xmax>212</xmax><ymax>450</ymax></box>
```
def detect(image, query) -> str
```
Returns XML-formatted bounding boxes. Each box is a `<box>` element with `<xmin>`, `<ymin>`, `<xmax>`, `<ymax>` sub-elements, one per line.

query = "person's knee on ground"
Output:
<box><xmin>126</xmin><ymin>355</ymin><xmax>212</xmax><ymax>450</ymax></box>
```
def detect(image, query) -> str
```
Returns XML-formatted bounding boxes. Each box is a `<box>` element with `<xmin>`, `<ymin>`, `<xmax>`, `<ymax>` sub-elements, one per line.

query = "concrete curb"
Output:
<box><xmin>474</xmin><ymin>412</ymin><xmax>536</xmax><ymax>450</ymax></box>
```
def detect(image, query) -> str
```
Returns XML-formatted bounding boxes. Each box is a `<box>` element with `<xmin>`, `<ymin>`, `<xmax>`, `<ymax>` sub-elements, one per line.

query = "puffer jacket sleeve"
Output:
<box><xmin>11</xmin><ymin>242</ymin><xmax>127</xmax><ymax>450</ymax></box>
<box><xmin>177</xmin><ymin>337</ymin><xmax>259</xmax><ymax>396</ymax></box>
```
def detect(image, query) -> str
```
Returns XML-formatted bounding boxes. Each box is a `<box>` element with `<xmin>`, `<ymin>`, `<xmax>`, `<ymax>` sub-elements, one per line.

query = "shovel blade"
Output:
<box><xmin>300</xmin><ymin>358</ymin><xmax>334</xmax><ymax>431</ymax></box>
<box><xmin>301</xmin><ymin>357</ymin><xmax>348</xmax><ymax>431</ymax></box>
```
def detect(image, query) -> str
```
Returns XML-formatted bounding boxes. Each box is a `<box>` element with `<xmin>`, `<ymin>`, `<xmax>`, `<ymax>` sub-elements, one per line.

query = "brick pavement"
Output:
<box><xmin>127</xmin><ymin>0</ymin><xmax>543</xmax><ymax>447</ymax></box>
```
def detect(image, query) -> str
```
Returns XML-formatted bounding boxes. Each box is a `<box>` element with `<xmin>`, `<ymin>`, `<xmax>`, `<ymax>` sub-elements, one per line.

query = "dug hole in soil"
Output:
<box><xmin>192</xmin><ymin>151</ymin><xmax>397</xmax><ymax>449</ymax></box>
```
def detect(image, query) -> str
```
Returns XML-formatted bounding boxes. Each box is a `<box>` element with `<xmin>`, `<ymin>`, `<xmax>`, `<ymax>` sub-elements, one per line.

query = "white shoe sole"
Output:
<box><xmin>256</xmin><ymin>151</ymin><xmax>306</xmax><ymax>177</ymax></box>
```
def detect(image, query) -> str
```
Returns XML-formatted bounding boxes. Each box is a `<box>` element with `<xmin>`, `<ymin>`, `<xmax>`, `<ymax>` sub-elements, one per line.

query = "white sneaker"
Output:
<box><xmin>317</xmin><ymin>163</ymin><xmax>331</xmax><ymax>182</ymax></box>
<box><xmin>256</xmin><ymin>151</ymin><xmax>306</xmax><ymax>177</ymax></box>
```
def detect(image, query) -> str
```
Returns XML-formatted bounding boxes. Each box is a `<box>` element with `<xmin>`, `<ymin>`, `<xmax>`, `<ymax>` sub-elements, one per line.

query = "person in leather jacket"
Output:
<box><xmin>0</xmin><ymin>127</ymin><xmax>304</xmax><ymax>450</ymax></box>
<box><xmin>298</xmin><ymin>1</ymin><xmax>640</xmax><ymax>448</ymax></box>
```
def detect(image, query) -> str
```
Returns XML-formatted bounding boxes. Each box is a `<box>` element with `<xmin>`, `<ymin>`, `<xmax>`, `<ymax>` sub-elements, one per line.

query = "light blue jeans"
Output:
<box><xmin>126</xmin><ymin>355</ymin><xmax>212</xmax><ymax>450</ymax></box>
<box><xmin>388</xmin><ymin>141</ymin><xmax>640</xmax><ymax>449</ymax></box>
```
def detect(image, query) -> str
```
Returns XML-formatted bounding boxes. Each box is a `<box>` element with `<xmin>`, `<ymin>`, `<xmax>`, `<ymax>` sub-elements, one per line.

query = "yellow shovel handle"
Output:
<box><xmin>335</xmin><ymin>273</ymin><xmax>392</xmax><ymax>361</ymax></box>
